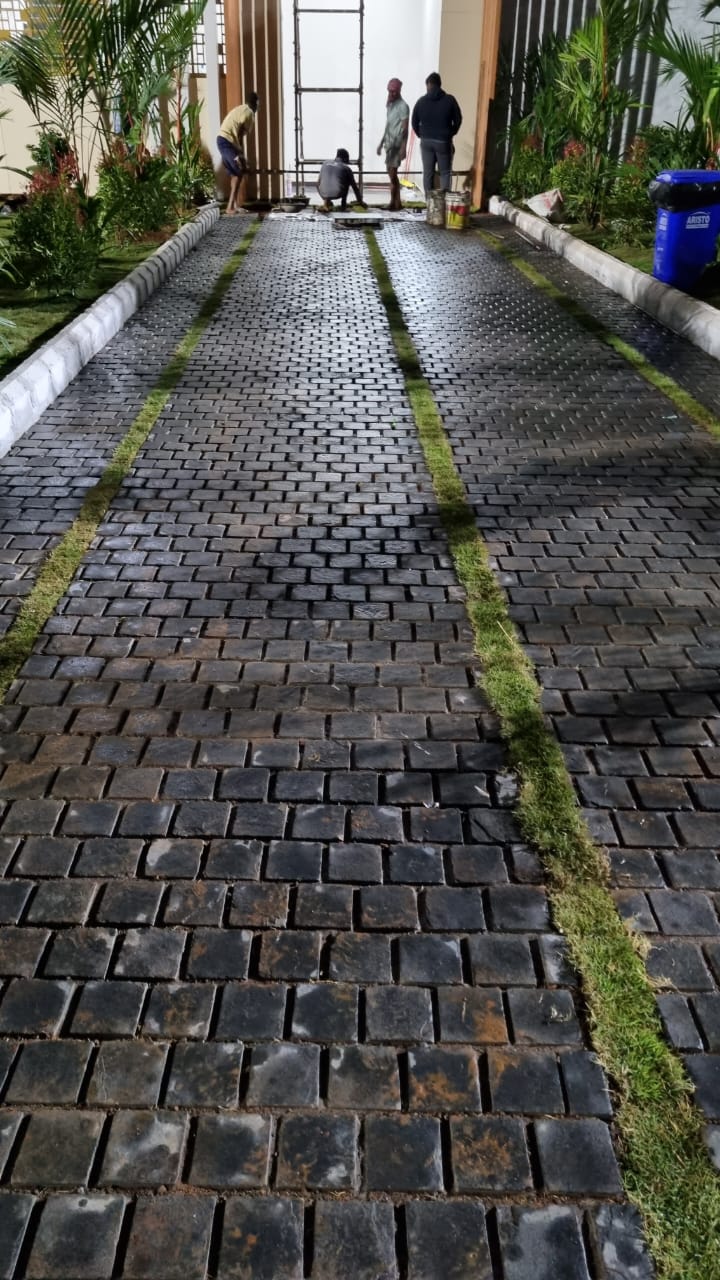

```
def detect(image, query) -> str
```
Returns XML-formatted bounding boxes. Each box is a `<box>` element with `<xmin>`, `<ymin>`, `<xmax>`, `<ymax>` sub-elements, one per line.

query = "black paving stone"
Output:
<box><xmin>327</xmin><ymin>1045</ymin><xmax>401</xmax><ymax>1110</ymax></box>
<box><xmin>219</xmin><ymin>1197</ymin><xmax>304</xmax><ymax>1279</ymax></box>
<box><xmin>44</xmin><ymin>927</ymin><xmax>116</xmax><ymax>978</ymax></box>
<box><xmin>312</xmin><ymin>1201</ymin><xmax>397</xmax><ymax>1280</ymax></box>
<box><xmin>0</xmin><ymin>926</ymin><xmax>49</xmax><ymax>977</ymax></box>
<box><xmin>684</xmin><ymin>1054</ymin><xmax>720</xmax><ymax>1118</ymax></box>
<box><xmin>397</xmin><ymin>935</ymin><xmax>463</xmax><ymax>985</ymax></box>
<box><xmin>365</xmin><ymin>985</ymin><xmax>434</xmax><ymax>1044</ymax></box>
<box><xmin>216</xmin><ymin>982</ymin><xmax>287</xmax><ymax>1041</ymax></box>
<box><xmin>246</xmin><ymin>1043</ymin><xmax>320</xmax><ymax>1107</ymax></box>
<box><xmin>71</xmin><ymin>979</ymin><xmax>146</xmax><ymax>1036</ymax></box>
<box><xmin>507</xmin><ymin>989</ymin><xmax>583</xmax><ymax>1045</ymax></box>
<box><xmin>365</xmin><ymin>1113</ymin><xmax>443</xmax><ymax>1190</ymax></box>
<box><xmin>407</xmin><ymin>1046</ymin><xmax>481</xmax><ymax>1112</ymax></box>
<box><xmin>86</xmin><ymin>1042</ymin><xmax>168</xmax><ymax>1106</ymax></box>
<box><xmin>329</xmin><ymin>933</ymin><xmax>393</xmax><ymax>983</ymax></box>
<box><xmin>99</xmin><ymin>1110</ymin><xmax>187</xmax><ymax>1186</ymax></box>
<box><xmin>534</xmin><ymin>1118</ymin><xmax>623</xmax><ymax>1194</ymax></box>
<box><xmin>468</xmin><ymin>935</ymin><xmax>536</xmax><ymax>986</ymax></box>
<box><xmin>258</xmin><ymin>930</ymin><xmax>322</xmax><ymax>981</ymax></box>
<box><xmin>496</xmin><ymin>1205</ymin><xmax>590</xmax><ymax>1280</ymax></box>
<box><xmin>450</xmin><ymin>1115</ymin><xmax>532</xmax><ymax>1192</ymax></box>
<box><xmin>122</xmin><ymin>1196</ymin><xmax>216</xmax><ymax>1280</ymax></box>
<box><xmin>0</xmin><ymin>978</ymin><xmax>73</xmax><ymax>1035</ymax></box>
<box><xmin>26</xmin><ymin>1195</ymin><xmax>126</xmax><ymax>1279</ymax></box>
<box><xmin>591</xmin><ymin>1204</ymin><xmax>656</xmax><ymax>1280</ymax></box>
<box><xmin>114</xmin><ymin>928</ymin><xmax>185</xmax><ymax>980</ymax></box>
<box><xmin>488</xmin><ymin>1048</ymin><xmax>564</xmax><ymax>1115</ymax></box>
<box><xmin>189</xmin><ymin>1113</ymin><xmax>272</xmax><ymax>1188</ymax></box>
<box><xmin>437</xmin><ymin>985</ymin><xmax>508</xmax><ymax>1043</ymax></box>
<box><xmin>165</xmin><ymin>1042</ymin><xmax>242</xmax><ymax>1107</ymax></box>
<box><xmin>6</xmin><ymin>1040</ymin><xmax>91</xmax><ymax>1104</ymax></box>
<box><xmin>292</xmin><ymin>982</ymin><xmax>358</xmax><ymax>1042</ymax></box>
<box><xmin>11</xmin><ymin>1109</ymin><xmax>103</xmax><ymax>1186</ymax></box>
<box><xmin>186</xmin><ymin>927</ymin><xmax>251</xmax><ymax>979</ymax></box>
<box><xmin>405</xmin><ymin>1202</ymin><xmax>492</xmax><ymax>1280</ymax></box>
<box><xmin>276</xmin><ymin>1113</ymin><xmax>358</xmax><ymax>1189</ymax></box>
<box><xmin>0</xmin><ymin>1194</ymin><xmax>35</xmax><ymax>1280</ymax></box>
<box><xmin>142</xmin><ymin>983</ymin><xmax>215</xmax><ymax>1039</ymax></box>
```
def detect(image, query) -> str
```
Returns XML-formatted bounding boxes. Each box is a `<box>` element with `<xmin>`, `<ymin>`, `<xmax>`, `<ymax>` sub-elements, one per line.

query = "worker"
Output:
<box><xmin>377</xmin><ymin>77</ymin><xmax>410</xmax><ymax>212</ymax></box>
<box><xmin>317</xmin><ymin>149</ymin><xmax>367</xmax><ymax>212</ymax></box>
<box><xmin>411</xmin><ymin>72</ymin><xmax>462</xmax><ymax>196</ymax></box>
<box><xmin>217</xmin><ymin>92</ymin><xmax>259</xmax><ymax>214</ymax></box>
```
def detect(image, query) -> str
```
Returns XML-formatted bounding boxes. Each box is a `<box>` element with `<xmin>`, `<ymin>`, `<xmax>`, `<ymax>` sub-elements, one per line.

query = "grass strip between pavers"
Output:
<box><xmin>476</xmin><ymin>226</ymin><xmax>720</xmax><ymax>442</ymax></box>
<box><xmin>366</xmin><ymin>228</ymin><xmax>720</xmax><ymax>1280</ymax></box>
<box><xmin>0</xmin><ymin>218</ymin><xmax>261</xmax><ymax>699</ymax></box>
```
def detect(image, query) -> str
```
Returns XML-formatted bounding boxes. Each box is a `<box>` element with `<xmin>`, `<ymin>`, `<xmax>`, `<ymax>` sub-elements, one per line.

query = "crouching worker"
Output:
<box><xmin>317</xmin><ymin>149</ymin><xmax>367</xmax><ymax>212</ymax></box>
<box><xmin>217</xmin><ymin>92</ymin><xmax>259</xmax><ymax>214</ymax></box>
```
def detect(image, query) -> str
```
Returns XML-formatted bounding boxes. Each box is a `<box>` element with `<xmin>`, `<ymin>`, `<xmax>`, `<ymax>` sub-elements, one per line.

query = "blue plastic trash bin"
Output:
<box><xmin>649</xmin><ymin>169</ymin><xmax>720</xmax><ymax>290</ymax></box>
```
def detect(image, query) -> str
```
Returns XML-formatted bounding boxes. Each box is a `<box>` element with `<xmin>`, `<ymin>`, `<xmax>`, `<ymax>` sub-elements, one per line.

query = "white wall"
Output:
<box><xmin>0</xmin><ymin>88</ymin><xmax>39</xmax><ymax>194</ymax></box>
<box><xmin>651</xmin><ymin>1</ymin><xmax>713</xmax><ymax>128</ymax></box>
<box><xmin>438</xmin><ymin>0</ymin><xmax>483</xmax><ymax>177</ymax></box>
<box><xmin>280</xmin><ymin>0</ymin><xmax>442</xmax><ymax>194</ymax></box>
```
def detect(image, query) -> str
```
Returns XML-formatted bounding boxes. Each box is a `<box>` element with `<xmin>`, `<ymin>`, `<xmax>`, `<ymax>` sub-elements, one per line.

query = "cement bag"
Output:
<box><xmin>525</xmin><ymin>188</ymin><xmax>563</xmax><ymax>221</ymax></box>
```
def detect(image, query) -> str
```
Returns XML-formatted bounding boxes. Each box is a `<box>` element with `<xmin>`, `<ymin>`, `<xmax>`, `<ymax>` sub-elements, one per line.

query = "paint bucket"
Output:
<box><xmin>445</xmin><ymin>191</ymin><xmax>470</xmax><ymax>230</ymax></box>
<box><xmin>426</xmin><ymin>190</ymin><xmax>446</xmax><ymax>227</ymax></box>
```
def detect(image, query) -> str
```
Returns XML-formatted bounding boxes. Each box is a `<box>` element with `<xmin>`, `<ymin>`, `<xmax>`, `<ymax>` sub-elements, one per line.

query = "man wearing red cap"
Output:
<box><xmin>377</xmin><ymin>77</ymin><xmax>409</xmax><ymax>212</ymax></box>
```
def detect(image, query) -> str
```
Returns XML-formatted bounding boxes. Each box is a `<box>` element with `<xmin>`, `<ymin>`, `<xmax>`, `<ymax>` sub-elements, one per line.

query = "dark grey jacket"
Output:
<box><xmin>411</xmin><ymin>88</ymin><xmax>462</xmax><ymax>142</ymax></box>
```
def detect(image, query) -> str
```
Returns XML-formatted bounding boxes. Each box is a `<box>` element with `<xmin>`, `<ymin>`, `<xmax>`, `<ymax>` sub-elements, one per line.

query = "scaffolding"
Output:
<box><xmin>293</xmin><ymin>1</ymin><xmax>364</xmax><ymax>198</ymax></box>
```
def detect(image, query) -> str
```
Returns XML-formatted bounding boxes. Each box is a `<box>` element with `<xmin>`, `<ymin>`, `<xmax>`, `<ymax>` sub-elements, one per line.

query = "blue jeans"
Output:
<box><xmin>421</xmin><ymin>138</ymin><xmax>453</xmax><ymax>194</ymax></box>
<box><xmin>217</xmin><ymin>136</ymin><xmax>246</xmax><ymax>177</ymax></box>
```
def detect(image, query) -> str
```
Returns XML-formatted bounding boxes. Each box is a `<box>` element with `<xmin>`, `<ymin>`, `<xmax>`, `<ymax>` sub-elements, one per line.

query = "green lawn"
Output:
<box><xmin>571</xmin><ymin>225</ymin><xmax>720</xmax><ymax>308</ymax></box>
<box><xmin>0</xmin><ymin>224</ymin><xmax>172</xmax><ymax>377</ymax></box>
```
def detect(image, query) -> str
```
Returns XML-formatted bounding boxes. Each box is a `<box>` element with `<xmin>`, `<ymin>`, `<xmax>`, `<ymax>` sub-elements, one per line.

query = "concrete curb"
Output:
<box><xmin>0</xmin><ymin>202</ymin><xmax>220</xmax><ymax>459</ymax></box>
<box><xmin>488</xmin><ymin>195</ymin><xmax>720</xmax><ymax>364</ymax></box>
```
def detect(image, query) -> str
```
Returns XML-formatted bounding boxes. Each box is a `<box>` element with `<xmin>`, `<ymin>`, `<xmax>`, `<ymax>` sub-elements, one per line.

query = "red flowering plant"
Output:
<box><xmin>9</xmin><ymin>134</ymin><xmax>102</xmax><ymax>296</ymax></box>
<box><xmin>97</xmin><ymin>136</ymin><xmax>177</xmax><ymax>242</ymax></box>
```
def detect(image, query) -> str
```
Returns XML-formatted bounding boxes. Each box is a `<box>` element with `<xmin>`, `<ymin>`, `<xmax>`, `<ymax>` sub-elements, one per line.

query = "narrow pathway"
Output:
<box><xmin>381</xmin><ymin>218</ymin><xmax>720</xmax><ymax>1167</ymax></box>
<box><xmin>0</xmin><ymin>217</ymin><xmax>250</xmax><ymax>639</ymax></box>
<box><xmin>0</xmin><ymin>220</ymin><xmax>640</xmax><ymax>1278</ymax></box>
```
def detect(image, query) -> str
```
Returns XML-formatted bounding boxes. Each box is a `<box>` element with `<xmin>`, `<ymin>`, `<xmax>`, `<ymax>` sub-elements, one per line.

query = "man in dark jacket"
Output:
<box><xmin>411</xmin><ymin>72</ymin><xmax>462</xmax><ymax>195</ymax></box>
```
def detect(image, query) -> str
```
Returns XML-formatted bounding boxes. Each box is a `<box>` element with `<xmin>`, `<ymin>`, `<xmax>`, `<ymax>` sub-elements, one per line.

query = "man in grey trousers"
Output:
<box><xmin>411</xmin><ymin>72</ymin><xmax>462</xmax><ymax>195</ymax></box>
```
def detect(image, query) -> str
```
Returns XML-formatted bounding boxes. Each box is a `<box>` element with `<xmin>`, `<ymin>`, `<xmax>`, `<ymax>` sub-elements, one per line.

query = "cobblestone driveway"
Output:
<box><xmin>0</xmin><ymin>216</ymin><xmax>692</xmax><ymax>1277</ymax></box>
<box><xmin>381</xmin><ymin>219</ymin><xmax>720</xmax><ymax>1165</ymax></box>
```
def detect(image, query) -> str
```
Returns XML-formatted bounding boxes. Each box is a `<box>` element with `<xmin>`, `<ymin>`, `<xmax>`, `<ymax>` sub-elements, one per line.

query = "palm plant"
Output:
<box><xmin>117</xmin><ymin>0</ymin><xmax>205</xmax><ymax>153</ymax></box>
<box><xmin>0</xmin><ymin>0</ymin><xmax>191</xmax><ymax>189</ymax></box>
<box><xmin>518</xmin><ymin>33</ymin><xmax>569</xmax><ymax>162</ymax></box>
<box><xmin>556</xmin><ymin>0</ymin><xmax>668</xmax><ymax>223</ymax></box>
<box><xmin>647</xmin><ymin>21</ymin><xmax>720</xmax><ymax>161</ymax></box>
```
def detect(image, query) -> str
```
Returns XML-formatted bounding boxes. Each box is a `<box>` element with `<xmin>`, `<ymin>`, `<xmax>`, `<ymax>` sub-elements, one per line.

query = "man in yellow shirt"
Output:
<box><xmin>217</xmin><ymin>92</ymin><xmax>259</xmax><ymax>214</ymax></box>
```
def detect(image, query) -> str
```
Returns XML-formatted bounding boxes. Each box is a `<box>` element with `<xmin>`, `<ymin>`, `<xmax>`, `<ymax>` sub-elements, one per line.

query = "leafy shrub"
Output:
<box><xmin>548</xmin><ymin>141</ymin><xmax>600</xmax><ymax>222</ymax></box>
<box><xmin>635</xmin><ymin>123</ymin><xmax>708</xmax><ymax>175</ymax></box>
<box><xmin>28</xmin><ymin>129</ymin><xmax>75</xmax><ymax>177</ymax></box>
<box><xmin>604</xmin><ymin>127</ymin><xmax>709</xmax><ymax>246</ymax></box>
<box><xmin>98</xmin><ymin>140</ymin><xmax>177</xmax><ymax>240</ymax></box>
<box><xmin>501</xmin><ymin>134</ymin><xmax>551</xmax><ymax>202</ymax></box>
<box><xmin>9</xmin><ymin>155</ymin><xmax>102</xmax><ymax>295</ymax></box>
<box><xmin>167</xmin><ymin>101</ymin><xmax>217</xmax><ymax>209</ymax></box>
